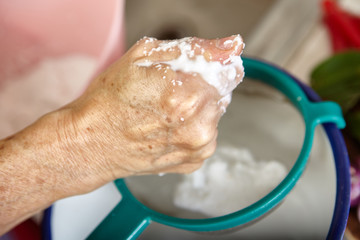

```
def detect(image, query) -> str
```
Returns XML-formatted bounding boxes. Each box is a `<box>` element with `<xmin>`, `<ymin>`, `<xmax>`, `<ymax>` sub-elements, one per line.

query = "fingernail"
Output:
<box><xmin>216</xmin><ymin>37</ymin><xmax>234</xmax><ymax>50</ymax></box>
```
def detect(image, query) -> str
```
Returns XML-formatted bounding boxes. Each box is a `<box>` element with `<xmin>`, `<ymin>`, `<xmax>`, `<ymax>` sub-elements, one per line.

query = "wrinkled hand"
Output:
<box><xmin>65</xmin><ymin>35</ymin><xmax>244</xmax><ymax>186</ymax></box>
<box><xmin>0</xmin><ymin>35</ymin><xmax>244</xmax><ymax>235</ymax></box>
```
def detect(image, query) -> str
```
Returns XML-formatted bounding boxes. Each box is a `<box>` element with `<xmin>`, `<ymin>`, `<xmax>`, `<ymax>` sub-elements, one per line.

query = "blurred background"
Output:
<box><xmin>125</xmin><ymin>0</ymin><xmax>330</xmax><ymax>83</ymax></box>
<box><xmin>1</xmin><ymin>0</ymin><xmax>360</xmax><ymax>239</ymax></box>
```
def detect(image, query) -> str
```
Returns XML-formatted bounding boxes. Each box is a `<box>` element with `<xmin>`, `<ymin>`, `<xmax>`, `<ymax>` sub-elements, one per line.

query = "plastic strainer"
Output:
<box><xmin>85</xmin><ymin>57</ymin><xmax>346</xmax><ymax>239</ymax></box>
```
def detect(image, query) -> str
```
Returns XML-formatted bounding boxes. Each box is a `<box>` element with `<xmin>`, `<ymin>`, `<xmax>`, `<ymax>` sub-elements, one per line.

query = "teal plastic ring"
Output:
<box><xmin>87</xmin><ymin>57</ymin><xmax>346</xmax><ymax>239</ymax></box>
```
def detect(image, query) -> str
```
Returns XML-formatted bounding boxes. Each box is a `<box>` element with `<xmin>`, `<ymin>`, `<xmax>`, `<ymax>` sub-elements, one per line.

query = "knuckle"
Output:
<box><xmin>178</xmin><ymin>163</ymin><xmax>203</xmax><ymax>174</ymax></box>
<box><xmin>165</xmin><ymin>93</ymin><xmax>200</xmax><ymax>118</ymax></box>
<box><xmin>179</xmin><ymin>94</ymin><xmax>200</xmax><ymax>114</ymax></box>
<box><xmin>129</xmin><ymin>37</ymin><xmax>157</xmax><ymax>59</ymax></box>
<box><xmin>201</xmin><ymin>143</ymin><xmax>217</xmax><ymax>160</ymax></box>
<box><xmin>173</xmin><ymin>125</ymin><xmax>216</xmax><ymax>150</ymax></box>
<box><xmin>192</xmin><ymin>128</ymin><xmax>215</xmax><ymax>149</ymax></box>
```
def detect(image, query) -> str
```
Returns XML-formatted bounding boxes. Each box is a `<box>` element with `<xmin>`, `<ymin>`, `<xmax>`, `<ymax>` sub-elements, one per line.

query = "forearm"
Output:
<box><xmin>0</xmin><ymin>107</ymin><xmax>115</xmax><ymax>235</ymax></box>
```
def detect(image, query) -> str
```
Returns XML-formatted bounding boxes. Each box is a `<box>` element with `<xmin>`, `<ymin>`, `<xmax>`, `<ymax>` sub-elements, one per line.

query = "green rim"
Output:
<box><xmin>87</xmin><ymin>57</ymin><xmax>345</xmax><ymax>239</ymax></box>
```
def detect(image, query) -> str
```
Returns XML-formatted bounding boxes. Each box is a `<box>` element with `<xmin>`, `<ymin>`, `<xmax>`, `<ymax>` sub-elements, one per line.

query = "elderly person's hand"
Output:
<box><xmin>0</xmin><ymin>35</ymin><xmax>244</xmax><ymax>235</ymax></box>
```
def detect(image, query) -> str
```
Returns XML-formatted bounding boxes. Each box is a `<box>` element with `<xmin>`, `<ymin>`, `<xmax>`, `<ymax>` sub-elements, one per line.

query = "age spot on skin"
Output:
<box><xmin>0</xmin><ymin>185</ymin><xmax>6</xmax><ymax>192</ymax></box>
<box><xmin>102</xmin><ymin>77</ymin><xmax>107</xmax><ymax>83</ymax></box>
<box><xmin>35</xmin><ymin>176</ymin><xmax>45</xmax><ymax>184</ymax></box>
<box><xmin>23</xmin><ymin>141</ymin><xmax>30</xmax><ymax>149</ymax></box>
<box><xmin>166</xmin><ymin>117</ymin><xmax>172</xmax><ymax>123</ymax></box>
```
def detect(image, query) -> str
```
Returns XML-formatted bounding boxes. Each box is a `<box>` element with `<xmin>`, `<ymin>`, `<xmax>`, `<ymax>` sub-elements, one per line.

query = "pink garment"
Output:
<box><xmin>0</xmin><ymin>0</ymin><xmax>125</xmax><ymax>81</ymax></box>
<box><xmin>0</xmin><ymin>1</ymin><xmax>125</xmax><ymax>237</ymax></box>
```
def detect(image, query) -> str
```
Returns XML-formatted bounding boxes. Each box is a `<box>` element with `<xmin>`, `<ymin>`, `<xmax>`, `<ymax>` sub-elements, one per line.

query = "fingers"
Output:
<box><xmin>163</xmin><ymin>162</ymin><xmax>203</xmax><ymax>174</ymax></box>
<box><xmin>158</xmin><ymin>137</ymin><xmax>217</xmax><ymax>174</ymax></box>
<box><xmin>163</xmin><ymin>71</ymin><xmax>220</xmax><ymax>122</ymax></box>
<box><xmin>189</xmin><ymin>35</ymin><xmax>245</xmax><ymax>96</ymax></box>
<box><xmin>150</xmin><ymin>130</ymin><xmax>217</xmax><ymax>171</ymax></box>
<box><xmin>132</xmin><ymin>35</ymin><xmax>244</xmax><ymax>64</ymax></box>
<box><xmin>191</xmin><ymin>133</ymin><xmax>218</xmax><ymax>162</ymax></box>
<box><xmin>171</xmin><ymin>115</ymin><xmax>219</xmax><ymax>149</ymax></box>
<box><xmin>191</xmin><ymin>35</ymin><xmax>244</xmax><ymax>64</ymax></box>
<box><xmin>131</xmin><ymin>37</ymin><xmax>181</xmax><ymax>65</ymax></box>
<box><xmin>132</xmin><ymin>35</ymin><xmax>244</xmax><ymax>103</ymax></box>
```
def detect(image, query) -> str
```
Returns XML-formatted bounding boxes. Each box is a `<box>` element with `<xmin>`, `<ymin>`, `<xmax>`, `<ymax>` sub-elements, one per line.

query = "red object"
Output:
<box><xmin>350</xmin><ymin>14</ymin><xmax>360</xmax><ymax>29</ymax></box>
<box><xmin>322</xmin><ymin>0</ymin><xmax>360</xmax><ymax>52</ymax></box>
<box><xmin>1</xmin><ymin>219</ymin><xmax>41</xmax><ymax>240</ymax></box>
<box><xmin>324</xmin><ymin>13</ymin><xmax>350</xmax><ymax>51</ymax></box>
